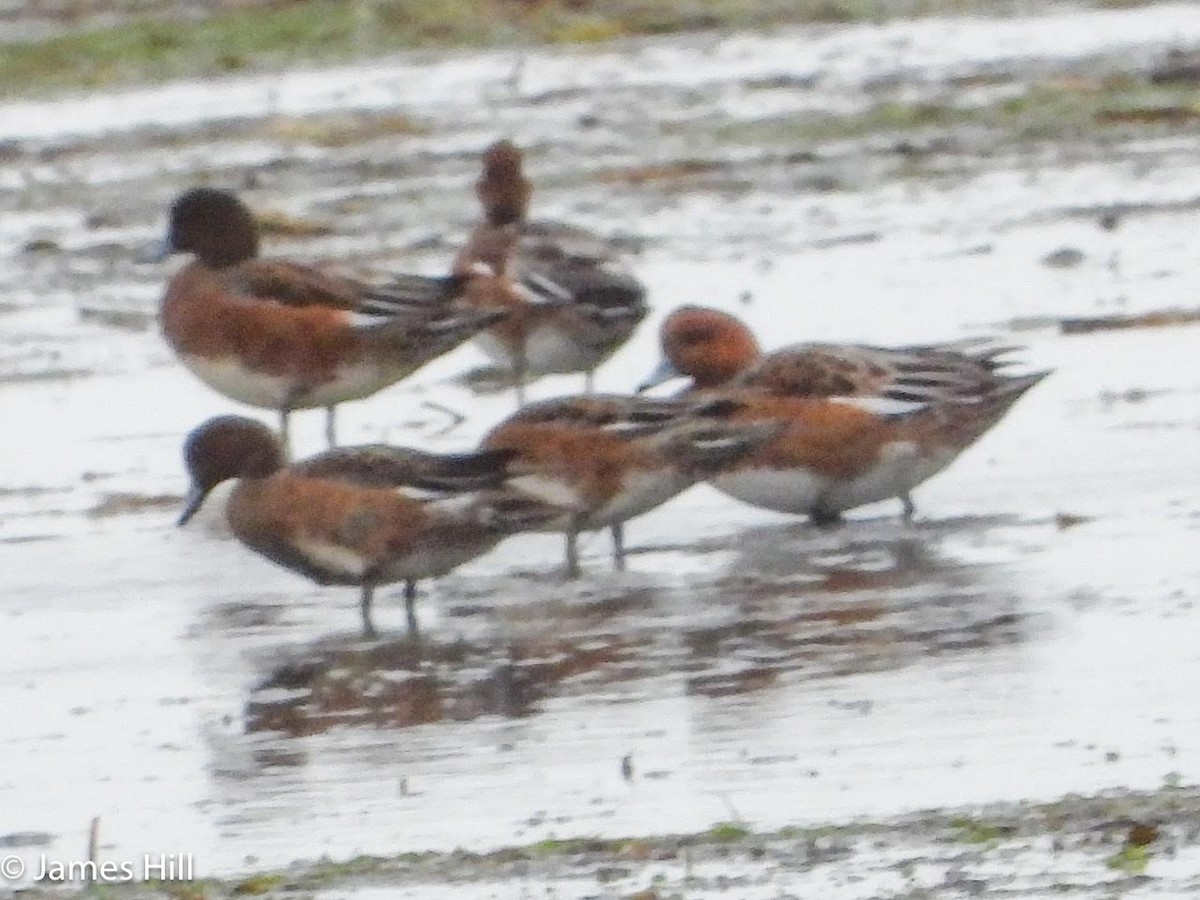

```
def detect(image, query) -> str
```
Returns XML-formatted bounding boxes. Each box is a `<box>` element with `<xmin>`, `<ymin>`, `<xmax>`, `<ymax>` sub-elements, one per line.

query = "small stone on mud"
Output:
<box><xmin>0</xmin><ymin>831</ymin><xmax>54</xmax><ymax>848</ymax></box>
<box><xmin>1041</xmin><ymin>247</ymin><xmax>1085</xmax><ymax>268</ymax></box>
<box><xmin>1126</xmin><ymin>822</ymin><xmax>1160</xmax><ymax>847</ymax></box>
<box><xmin>22</xmin><ymin>238</ymin><xmax>61</xmax><ymax>254</ymax></box>
<box><xmin>78</xmin><ymin>306</ymin><xmax>155</xmax><ymax>332</ymax></box>
<box><xmin>1054</xmin><ymin>512</ymin><xmax>1092</xmax><ymax>530</ymax></box>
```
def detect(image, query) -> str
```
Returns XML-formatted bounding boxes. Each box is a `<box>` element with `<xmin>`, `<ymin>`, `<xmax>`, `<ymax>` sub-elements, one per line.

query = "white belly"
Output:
<box><xmin>821</xmin><ymin>442</ymin><xmax>957</xmax><ymax>513</ymax></box>
<box><xmin>378</xmin><ymin>540</ymin><xmax>500</xmax><ymax>583</ymax></box>
<box><xmin>713</xmin><ymin>443</ymin><xmax>961</xmax><ymax>517</ymax></box>
<box><xmin>508</xmin><ymin>469</ymin><xmax>691</xmax><ymax>532</ymax></box>
<box><xmin>710</xmin><ymin>467</ymin><xmax>828</xmax><ymax>515</ymax></box>
<box><xmin>586</xmin><ymin>469</ymin><xmax>693</xmax><ymax>529</ymax></box>
<box><xmin>474</xmin><ymin>326</ymin><xmax>598</xmax><ymax>377</ymax></box>
<box><xmin>180</xmin><ymin>353</ymin><xmax>401</xmax><ymax>410</ymax></box>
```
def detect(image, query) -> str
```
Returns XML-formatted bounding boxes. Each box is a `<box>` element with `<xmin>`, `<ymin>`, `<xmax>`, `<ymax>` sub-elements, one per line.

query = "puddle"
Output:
<box><xmin>2</xmin><ymin>5</ymin><xmax>1200</xmax><ymax>896</ymax></box>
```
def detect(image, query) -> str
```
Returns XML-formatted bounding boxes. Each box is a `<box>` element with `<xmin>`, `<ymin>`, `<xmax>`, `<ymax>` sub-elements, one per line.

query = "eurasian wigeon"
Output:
<box><xmin>481</xmin><ymin>394</ymin><xmax>781</xmax><ymax>577</ymax></box>
<box><xmin>392</xmin><ymin>140</ymin><xmax>648</xmax><ymax>403</ymax></box>
<box><xmin>640</xmin><ymin>305</ymin><xmax>1049</xmax><ymax>524</ymax></box>
<box><xmin>177</xmin><ymin>415</ymin><xmax>565</xmax><ymax>638</ymax></box>
<box><xmin>151</xmin><ymin>187</ymin><xmax>504</xmax><ymax>451</ymax></box>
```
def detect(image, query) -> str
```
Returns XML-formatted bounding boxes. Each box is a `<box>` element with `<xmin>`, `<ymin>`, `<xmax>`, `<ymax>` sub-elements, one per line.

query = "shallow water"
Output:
<box><xmin>2</xmin><ymin>4</ymin><xmax>1200</xmax><ymax>893</ymax></box>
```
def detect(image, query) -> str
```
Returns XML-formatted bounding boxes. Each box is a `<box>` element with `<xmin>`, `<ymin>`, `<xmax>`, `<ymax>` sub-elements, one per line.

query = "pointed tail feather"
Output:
<box><xmin>991</xmin><ymin>369</ymin><xmax>1052</xmax><ymax>404</ymax></box>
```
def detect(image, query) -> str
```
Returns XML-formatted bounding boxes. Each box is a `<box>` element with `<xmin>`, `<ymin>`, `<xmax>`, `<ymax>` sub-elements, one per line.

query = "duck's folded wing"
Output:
<box><xmin>372</xmin><ymin>272</ymin><xmax>469</xmax><ymax>313</ymax></box>
<box><xmin>505</xmin><ymin>394</ymin><xmax>692</xmax><ymax>432</ymax></box>
<box><xmin>515</xmin><ymin>220</ymin><xmax>648</xmax><ymax>314</ymax></box>
<box><xmin>224</xmin><ymin>258</ymin><xmax>448</xmax><ymax>316</ymax></box>
<box><xmin>519</xmin><ymin>219</ymin><xmax>637</xmax><ymax>267</ymax></box>
<box><xmin>350</xmin><ymin>306</ymin><xmax>506</xmax><ymax>361</ymax></box>
<box><xmin>738</xmin><ymin>341</ymin><xmax>1032</xmax><ymax>406</ymax></box>
<box><xmin>295</xmin><ymin>446</ymin><xmax>518</xmax><ymax>493</ymax></box>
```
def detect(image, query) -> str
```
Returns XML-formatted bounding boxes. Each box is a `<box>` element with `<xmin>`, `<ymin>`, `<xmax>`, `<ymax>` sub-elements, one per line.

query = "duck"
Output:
<box><xmin>150</xmin><ymin>187</ymin><xmax>504</xmax><ymax>452</ymax></box>
<box><xmin>177</xmin><ymin>415</ymin><xmax>565</xmax><ymax>638</ymax></box>
<box><xmin>390</xmin><ymin>140</ymin><xmax>649</xmax><ymax>404</ymax></box>
<box><xmin>481</xmin><ymin>394</ymin><xmax>781</xmax><ymax>577</ymax></box>
<box><xmin>639</xmin><ymin>305</ymin><xmax>1049</xmax><ymax>524</ymax></box>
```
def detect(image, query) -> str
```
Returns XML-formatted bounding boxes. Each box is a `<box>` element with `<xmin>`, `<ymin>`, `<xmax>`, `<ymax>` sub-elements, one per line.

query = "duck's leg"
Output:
<box><xmin>514</xmin><ymin>346</ymin><xmax>528</xmax><ymax>408</ymax></box>
<box><xmin>565</xmin><ymin>516</ymin><xmax>583</xmax><ymax>580</ymax></box>
<box><xmin>360</xmin><ymin>582</ymin><xmax>378</xmax><ymax>640</ymax></box>
<box><xmin>403</xmin><ymin>580</ymin><xmax>419</xmax><ymax>637</ymax></box>
<box><xmin>810</xmin><ymin>505</ymin><xmax>843</xmax><ymax>529</ymax></box>
<box><xmin>901</xmin><ymin>493</ymin><xmax>916</xmax><ymax>524</ymax></box>
<box><xmin>583</xmin><ymin>370</ymin><xmax>596</xmax><ymax>395</ymax></box>
<box><xmin>278</xmin><ymin>408</ymin><xmax>292</xmax><ymax>459</ymax></box>
<box><xmin>324</xmin><ymin>405</ymin><xmax>338</xmax><ymax>448</ymax></box>
<box><xmin>610</xmin><ymin>522</ymin><xmax>626</xmax><ymax>571</ymax></box>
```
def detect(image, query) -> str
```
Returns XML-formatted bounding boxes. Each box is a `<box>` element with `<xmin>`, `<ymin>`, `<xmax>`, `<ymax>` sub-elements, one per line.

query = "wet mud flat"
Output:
<box><xmin>16</xmin><ymin>785</ymin><xmax>1200</xmax><ymax>898</ymax></box>
<box><xmin>3</xmin><ymin>4</ymin><xmax>1200</xmax><ymax>899</ymax></box>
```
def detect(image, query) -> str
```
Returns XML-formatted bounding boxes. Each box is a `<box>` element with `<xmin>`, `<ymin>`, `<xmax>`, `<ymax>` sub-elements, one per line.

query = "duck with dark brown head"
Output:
<box><xmin>178</xmin><ymin>415</ymin><xmax>565</xmax><ymax>638</ymax></box>
<box><xmin>151</xmin><ymin>187</ymin><xmax>505</xmax><ymax>452</ymax></box>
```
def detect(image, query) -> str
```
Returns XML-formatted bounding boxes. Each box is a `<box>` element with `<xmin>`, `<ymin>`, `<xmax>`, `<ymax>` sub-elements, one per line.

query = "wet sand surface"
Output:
<box><xmin>2</xmin><ymin>4</ymin><xmax>1200</xmax><ymax>897</ymax></box>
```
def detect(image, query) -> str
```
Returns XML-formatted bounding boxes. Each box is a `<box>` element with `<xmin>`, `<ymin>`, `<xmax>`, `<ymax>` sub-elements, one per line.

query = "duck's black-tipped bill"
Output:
<box><xmin>177</xmin><ymin>485</ymin><xmax>207</xmax><ymax>526</ymax></box>
<box><xmin>137</xmin><ymin>235</ymin><xmax>174</xmax><ymax>265</ymax></box>
<box><xmin>637</xmin><ymin>357</ymin><xmax>681</xmax><ymax>393</ymax></box>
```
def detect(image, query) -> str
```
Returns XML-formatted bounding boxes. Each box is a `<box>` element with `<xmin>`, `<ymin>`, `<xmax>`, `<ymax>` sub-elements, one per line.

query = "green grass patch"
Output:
<box><xmin>950</xmin><ymin>816</ymin><xmax>1015</xmax><ymax>845</ymax></box>
<box><xmin>0</xmin><ymin>0</ymin><xmax>789</xmax><ymax>95</ymax></box>
<box><xmin>1</xmin><ymin>0</ymin><xmax>1154</xmax><ymax>99</ymax></box>
<box><xmin>230</xmin><ymin>873</ymin><xmax>286</xmax><ymax>895</ymax></box>
<box><xmin>526</xmin><ymin>836</ymin><xmax>626</xmax><ymax>856</ymax></box>
<box><xmin>704</xmin><ymin>74</ymin><xmax>1200</xmax><ymax>154</ymax></box>
<box><xmin>1105</xmin><ymin>844</ymin><xmax>1151</xmax><ymax>875</ymax></box>
<box><xmin>707</xmin><ymin>821</ymin><xmax>752</xmax><ymax>842</ymax></box>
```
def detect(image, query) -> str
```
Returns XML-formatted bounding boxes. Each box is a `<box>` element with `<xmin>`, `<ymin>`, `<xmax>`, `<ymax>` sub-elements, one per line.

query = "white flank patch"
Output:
<box><xmin>293</xmin><ymin>537</ymin><xmax>370</xmax><ymax>579</ymax></box>
<box><xmin>687</xmin><ymin>434</ymin><xmax>747</xmax><ymax>452</ymax></box>
<box><xmin>834</xmin><ymin>395</ymin><xmax>928</xmax><ymax>416</ymax></box>
<box><xmin>424</xmin><ymin>493</ymin><xmax>480</xmax><ymax>516</ymax></box>
<box><xmin>507</xmin><ymin>474</ymin><xmax>584</xmax><ymax>511</ymax></box>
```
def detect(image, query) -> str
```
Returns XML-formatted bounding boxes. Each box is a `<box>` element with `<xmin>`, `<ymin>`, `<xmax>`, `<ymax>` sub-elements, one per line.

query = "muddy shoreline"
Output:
<box><xmin>11</xmin><ymin>784</ymin><xmax>1200</xmax><ymax>898</ymax></box>
<box><xmin>2</xmin><ymin>5</ymin><xmax>1200</xmax><ymax>899</ymax></box>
